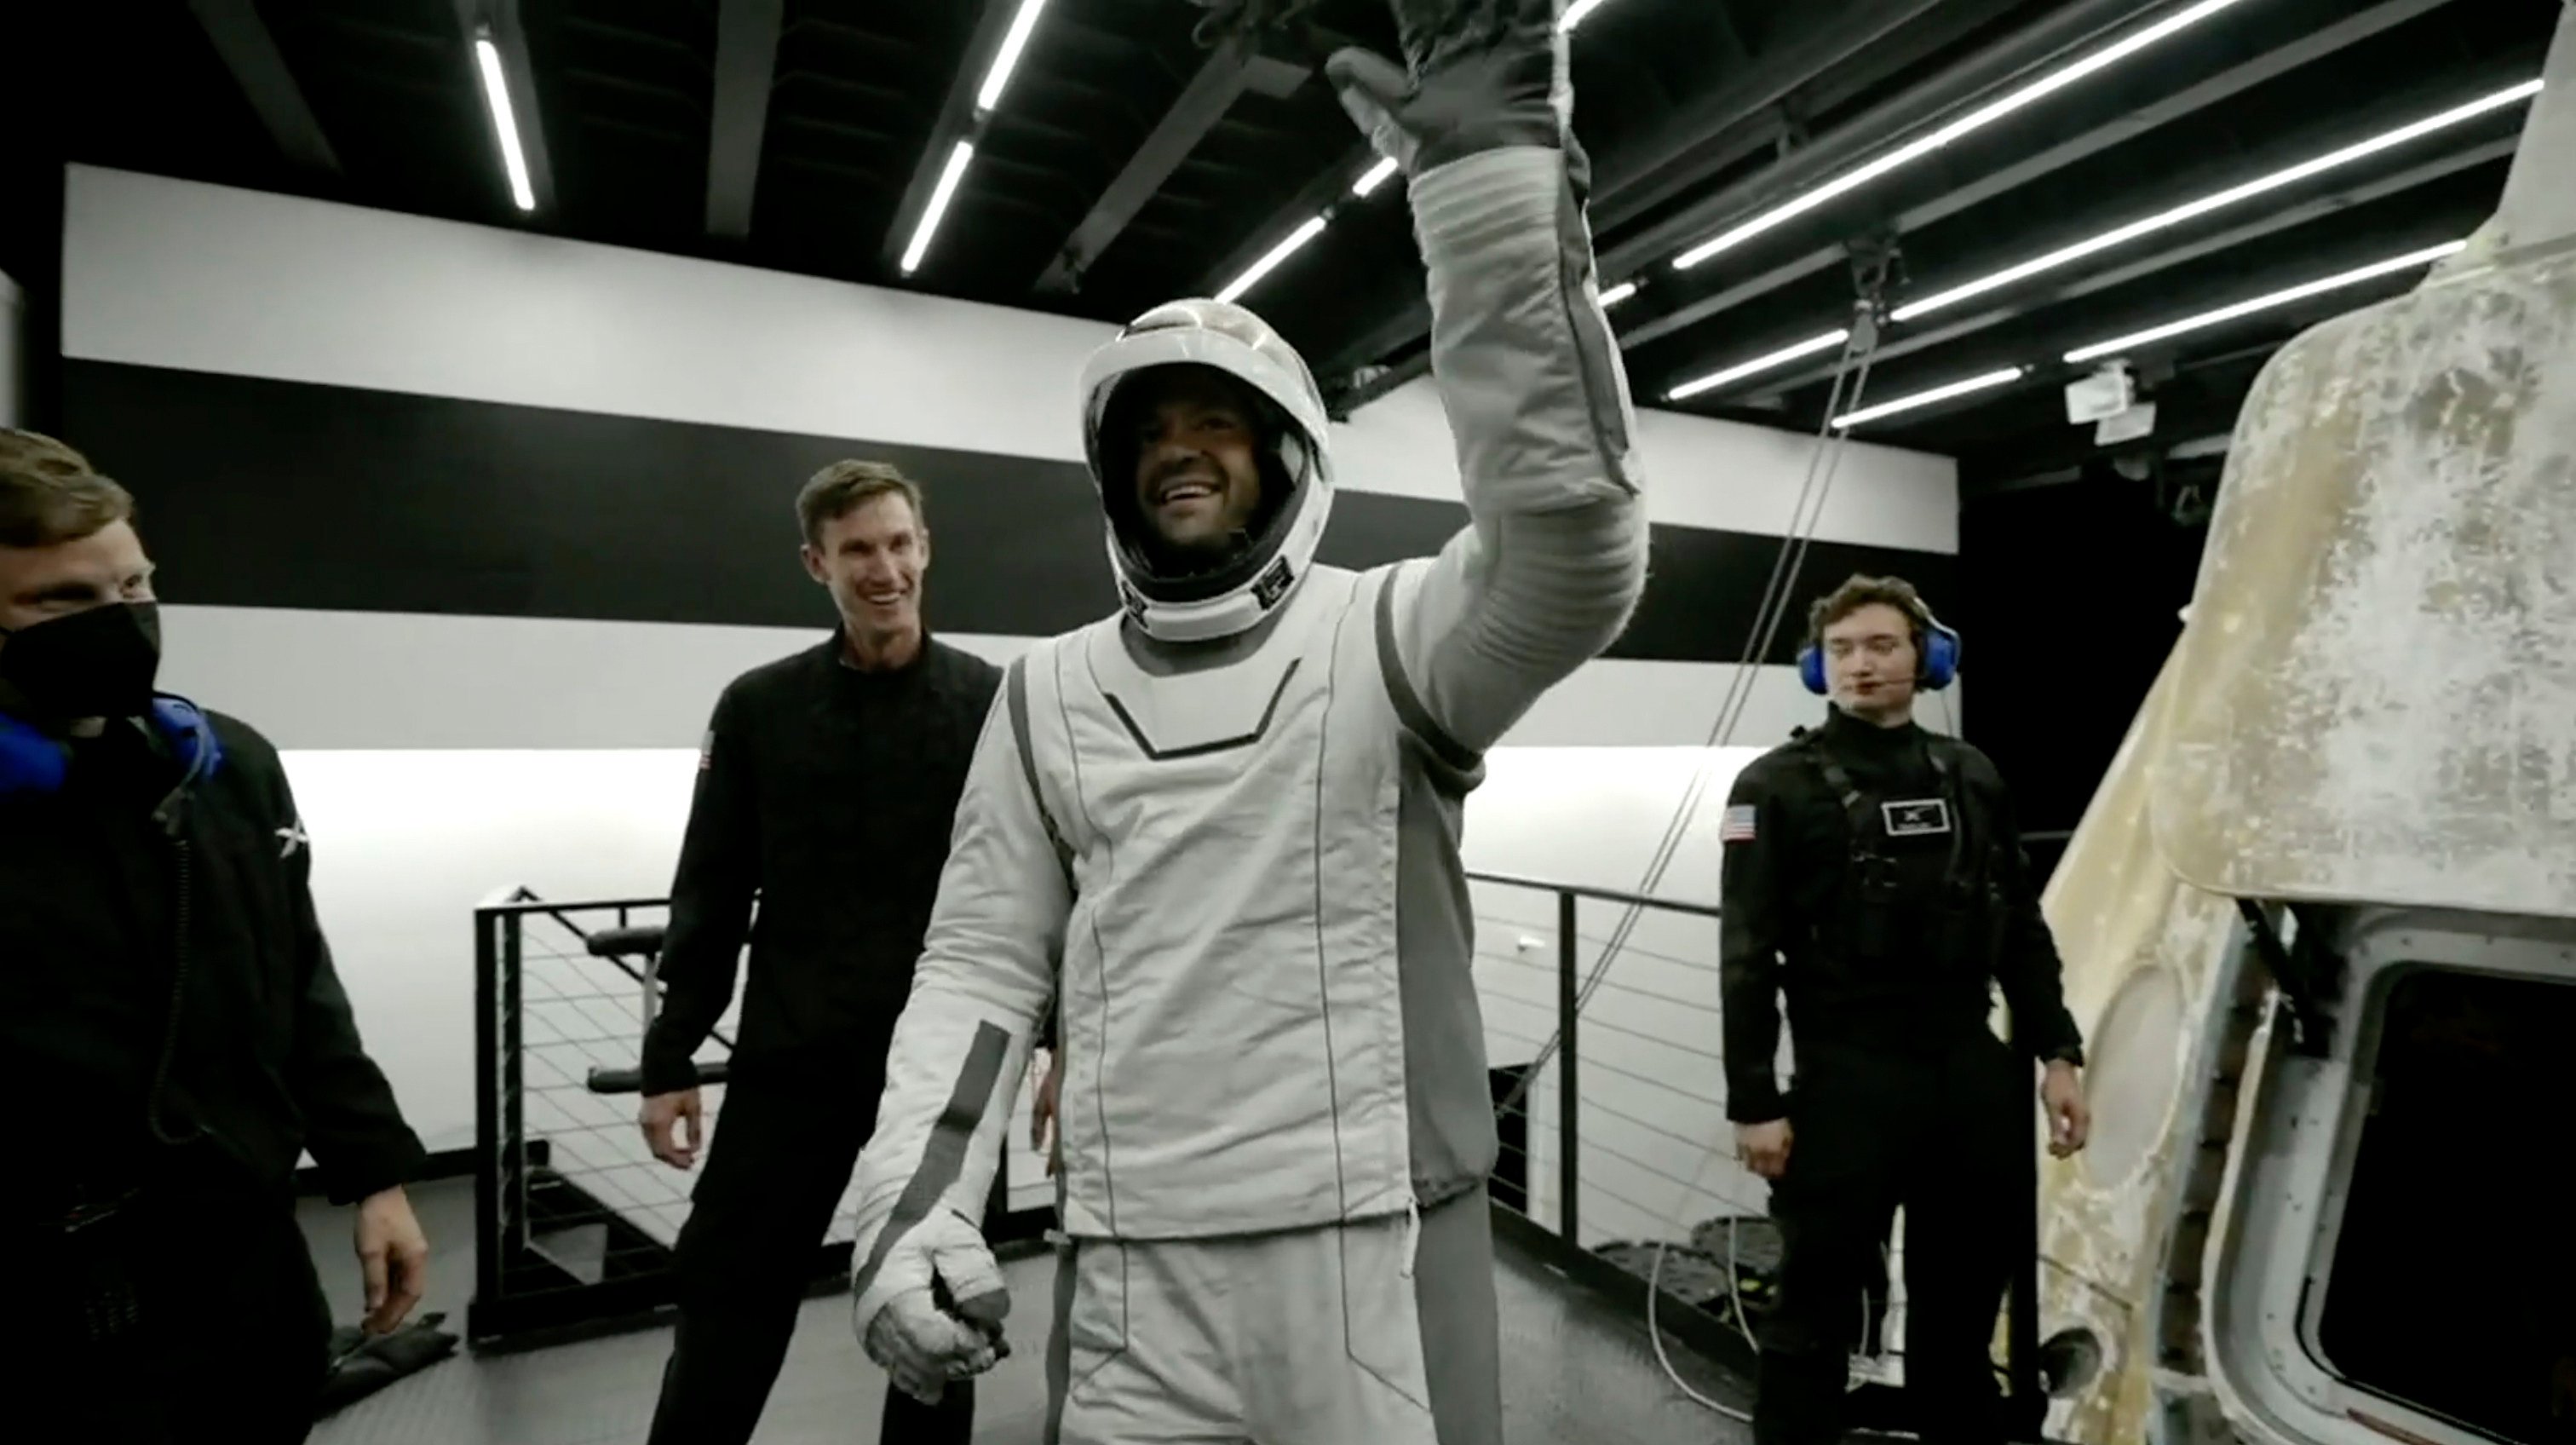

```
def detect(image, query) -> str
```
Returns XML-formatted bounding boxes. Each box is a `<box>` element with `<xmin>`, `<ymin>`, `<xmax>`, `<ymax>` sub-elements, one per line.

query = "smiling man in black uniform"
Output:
<box><xmin>0</xmin><ymin>429</ymin><xmax>429</xmax><ymax>1442</ymax></box>
<box><xmin>1719</xmin><ymin>574</ymin><xmax>2090</xmax><ymax>1445</ymax></box>
<box><xmin>637</xmin><ymin>460</ymin><xmax>1002</xmax><ymax>1445</ymax></box>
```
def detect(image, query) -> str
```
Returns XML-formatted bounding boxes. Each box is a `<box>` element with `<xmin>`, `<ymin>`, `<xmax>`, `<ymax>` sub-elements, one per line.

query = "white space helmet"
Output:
<box><xmin>1078</xmin><ymin>297</ymin><xmax>1335</xmax><ymax>644</ymax></box>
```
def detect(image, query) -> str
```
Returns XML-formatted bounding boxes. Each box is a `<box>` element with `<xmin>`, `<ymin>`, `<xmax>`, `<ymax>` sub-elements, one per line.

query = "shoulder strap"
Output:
<box><xmin>1797</xmin><ymin>734</ymin><xmax>1876</xmax><ymax>839</ymax></box>
<box><xmin>1006</xmin><ymin>656</ymin><xmax>1075</xmax><ymax>890</ymax></box>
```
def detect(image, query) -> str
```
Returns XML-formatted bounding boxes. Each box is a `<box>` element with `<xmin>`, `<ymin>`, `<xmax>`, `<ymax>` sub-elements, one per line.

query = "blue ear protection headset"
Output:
<box><xmin>0</xmin><ymin>694</ymin><xmax>225</xmax><ymax>797</ymax></box>
<box><xmin>1798</xmin><ymin>606</ymin><xmax>1962</xmax><ymax>696</ymax></box>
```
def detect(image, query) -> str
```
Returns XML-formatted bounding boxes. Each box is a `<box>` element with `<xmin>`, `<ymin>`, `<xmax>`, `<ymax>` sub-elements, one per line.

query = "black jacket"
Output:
<box><xmin>639</xmin><ymin>633</ymin><xmax>1003</xmax><ymax>1095</ymax></box>
<box><xmin>1717</xmin><ymin>707</ymin><xmax>2084</xmax><ymax>1123</ymax></box>
<box><xmin>3</xmin><ymin>705</ymin><xmax>425</xmax><ymax>1213</ymax></box>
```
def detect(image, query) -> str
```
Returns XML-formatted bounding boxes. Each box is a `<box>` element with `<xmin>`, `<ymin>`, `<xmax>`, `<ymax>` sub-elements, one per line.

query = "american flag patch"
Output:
<box><xmin>1721</xmin><ymin>803</ymin><xmax>1757</xmax><ymax>843</ymax></box>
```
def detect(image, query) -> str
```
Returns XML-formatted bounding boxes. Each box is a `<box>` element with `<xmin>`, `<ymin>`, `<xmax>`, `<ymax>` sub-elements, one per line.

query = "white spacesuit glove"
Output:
<box><xmin>851</xmin><ymin>1206</ymin><xmax>1011</xmax><ymax>1404</ymax></box>
<box><xmin>1324</xmin><ymin>0</ymin><xmax>1588</xmax><ymax>194</ymax></box>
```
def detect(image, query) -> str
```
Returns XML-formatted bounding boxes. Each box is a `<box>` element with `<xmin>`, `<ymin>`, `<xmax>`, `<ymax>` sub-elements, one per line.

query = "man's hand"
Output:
<box><xmin>1031</xmin><ymin>1050</ymin><xmax>1064</xmax><ymax>1178</ymax></box>
<box><xmin>354</xmin><ymin>1187</ymin><xmax>430</xmax><ymax>1336</ymax></box>
<box><xmin>640</xmin><ymin>1087</ymin><xmax>704</xmax><ymax>1170</ymax></box>
<box><xmin>864</xmin><ymin>1288</ymin><xmax>1006</xmax><ymax>1405</ymax></box>
<box><xmin>2042</xmin><ymin>1061</ymin><xmax>2090</xmax><ymax>1159</ymax></box>
<box><xmin>1325</xmin><ymin>0</ymin><xmax>1582</xmax><ymax>186</ymax></box>
<box><xmin>1736</xmin><ymin>1119</ymin><xmax>1793</xmax><ymax>1180</ymax></box>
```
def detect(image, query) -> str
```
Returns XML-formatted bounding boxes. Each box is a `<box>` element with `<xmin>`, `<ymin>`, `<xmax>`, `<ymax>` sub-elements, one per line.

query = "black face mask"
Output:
<box><xmin>0</xmin><ymin>601</ymin><xmax>164</xmax><ymax>722</ymax></box>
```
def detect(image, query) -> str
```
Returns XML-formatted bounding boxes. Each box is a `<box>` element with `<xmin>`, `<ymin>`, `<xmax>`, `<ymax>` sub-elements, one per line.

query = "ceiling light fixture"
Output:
<box><xmin>976</xmin><ymin>0</ymin><xmax>1055</xmax><ymax>112</ymax></box>
<box><xmin>1673</xmin><ymin>0</ymin><xmax>2258</xmax><ymax>271</ymax></box>
<box><xmin>1561</xmin><ymin>0</ymin><xmax>1613</xmax><ymax>32</ymax></box>
<box><xmin>1599</xmin><ymin>279</ymin><xmax>1640</xmax><ymax>308</ymax></box>
<box><xmin>1832</xmin><ymin>366</ymin><xmax>2027</xmax><ymax>429</ymax></box>
<box><xmin>2061</xmin><ymin>239</ymin><xmax>2465</xmax><ymax>363</ymax></box>
<box><xmin>473</xmin><ymin>36</ymin><xmax>537</xmax><ymax>212</ymax></box>
<box><xmin>1353</xmin><ymin>156</ymin><xmax>1401</xmax><ymax>198</ymax></box>
<box><xmin>1895</xmin><ymin>78</ymin><xmax>2541</xmax><ymax>321</ymax></box>
<box><xmin>1218</xmin><ymin>215</ymin><xmax>1331</xmax><ymax>303</ymax></box>
<box><xmin>900</xmin><ymin>141</ymin><xmax>977</xmax><ymax>276</ymax></box>
<box><xmin>1667</xmin><ymin>329</ymin><xmax>1853</xmax><ymax>400</ymax></box>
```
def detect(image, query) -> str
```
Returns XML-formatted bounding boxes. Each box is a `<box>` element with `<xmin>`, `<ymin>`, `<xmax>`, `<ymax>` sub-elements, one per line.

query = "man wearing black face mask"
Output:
<box><xmin>0</xmin><ymin>429</ymin><xmax>431</xmax><ymax>1443</ymax></box>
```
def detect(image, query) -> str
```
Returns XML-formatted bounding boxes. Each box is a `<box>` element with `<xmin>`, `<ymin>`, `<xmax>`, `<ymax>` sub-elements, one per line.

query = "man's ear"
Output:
<box><xmin>800</xmin><ymin>544</ymin><xmax>828</xmax><ymax>586</ymax></box>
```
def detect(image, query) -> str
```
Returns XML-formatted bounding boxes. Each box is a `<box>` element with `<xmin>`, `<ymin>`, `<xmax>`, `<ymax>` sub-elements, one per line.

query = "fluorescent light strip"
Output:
<box><xmin>2062</xmin><ymin>239</ymin><xmax>2464</xmax><ymax>363</ymax></box>
<box><xmin>1562</xmin><ymin>0</ymin><xmax>1611</xmax><ymax>32</ymax></box>
<box><xmin>900</xmin><ymin>141</ymin><xmax>977</xmax><ymax>275</ymax></box>
<box><xmin>473</xmin><ymin>37</ymin><xmax>536</xmax><ymax>212</ymax></box>
<box><xmin>1896</xmin><ymin>79</ymin><xmax>2540</xmax><ymax>321</ymax></box>
<box><xmin>1675</xmin><ymin>0</ymin><xmax>2255</xmax><ymax>270</ymax></box>
<box><xmin>1599</xmin><ymin>280</ymin><xmax>1639</xmax><ymax>308</ymax></box>
<box><xmin>1218</xmin><ymin>216</ymin><xmax>1331</xmax><ymax>303</ymax></box>
<box><xmin>1832</xmin><ymin>366</ymin><xmax>2027</xmax><ymax>429</ymax></box>
<box><xmin>1668</xmin><ymin>329</ymin><xmax>1851</xmax><ymax>400</ymax></box>
<box><xmin>1354</xmin><ymin>156</ymin><xmax>1400</xmax><ymax>198</ymax></box>
<box><xmin>976</xmin><ymin>0</ymin><xmax>1053</xmax><ymax>112</ymax></box>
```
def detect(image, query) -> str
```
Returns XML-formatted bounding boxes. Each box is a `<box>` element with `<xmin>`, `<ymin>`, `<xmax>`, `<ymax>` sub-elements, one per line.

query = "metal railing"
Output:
<box><xmin>1466</xmin><ymin>867</ymin><xmax>2057</xmax><ymax>1439</ymax></box>
<box><xmin>464</xmin><ymin>889</ymin><xmax>1050</xmax><ymax>1352</ymax></box>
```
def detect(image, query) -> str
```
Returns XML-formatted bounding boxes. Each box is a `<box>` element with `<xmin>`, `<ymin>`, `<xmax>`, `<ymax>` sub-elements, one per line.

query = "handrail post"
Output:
<box><xmin>472</xmin><ymin>908</ymin><xmax>503</xmax><ymax>1323</ymax></box>
<box><xmin>1558</xmin><ymin>889</ymin><xmax>1578</xmax><ymax>1247</ymax></box>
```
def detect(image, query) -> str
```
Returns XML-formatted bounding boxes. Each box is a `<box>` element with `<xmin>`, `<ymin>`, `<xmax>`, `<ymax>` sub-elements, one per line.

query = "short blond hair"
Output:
<box><xmin>0</xmin><ymin>429</ymin><xmax>136</xmax><ymax>550</ymax></box>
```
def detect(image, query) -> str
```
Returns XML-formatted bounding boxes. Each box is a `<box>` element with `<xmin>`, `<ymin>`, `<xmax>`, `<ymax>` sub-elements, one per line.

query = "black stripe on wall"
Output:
<box><xmin>64</xmin><ymin>361</ymin><xmax>1953</xmax><ymax>665</ymax></box>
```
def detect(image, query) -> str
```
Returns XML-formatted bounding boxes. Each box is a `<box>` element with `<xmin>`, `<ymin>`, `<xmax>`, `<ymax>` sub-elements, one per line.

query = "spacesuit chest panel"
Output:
<box><xmin>1029</xmin><ymin>568</ymin><xmax>1418</xmax><ymax>1239</ymax></box>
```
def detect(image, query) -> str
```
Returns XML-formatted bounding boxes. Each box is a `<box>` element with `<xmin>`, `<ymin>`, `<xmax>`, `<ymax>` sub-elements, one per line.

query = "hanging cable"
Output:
<box><xmin>1490</xmin><ymin>242</ymin><xmax>1899</xmax><ymax>1133</ymax></box>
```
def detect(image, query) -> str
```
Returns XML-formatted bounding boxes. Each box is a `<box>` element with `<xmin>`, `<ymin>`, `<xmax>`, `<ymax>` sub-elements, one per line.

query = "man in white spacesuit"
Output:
<box><xmin>844</xmin><ymin>2</ymin><xmax>1649</xmax><ymax>1439</ymax></box>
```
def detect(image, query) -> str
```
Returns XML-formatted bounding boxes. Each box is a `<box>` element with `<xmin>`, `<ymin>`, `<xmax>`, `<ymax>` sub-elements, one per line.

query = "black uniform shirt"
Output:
<box><xmin>3</xmin><ymin>709</ymin><xmax>425</xmax><ymax>1212</ymax></box>
<box><xmin>1716</xmin><ymin>706</ymin><xmax>2084</xmax><ymax>1123</ymax></box>
<box><xmin>639</xmin><ymin>633</ymin><xmax>1003</xmax><ymax>1095</ymax></box>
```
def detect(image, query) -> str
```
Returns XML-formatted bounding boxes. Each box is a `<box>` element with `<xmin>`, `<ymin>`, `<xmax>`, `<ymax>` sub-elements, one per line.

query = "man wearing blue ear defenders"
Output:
<box><xmin>1718</xmin><ymin>573</ymin><xmax>2088</xmax><ymax>1445</ymax></box>
<box><xmin>0</xmin><ymin>429</ymin><xmax>429</xmax><ymax>1442</ymax></box>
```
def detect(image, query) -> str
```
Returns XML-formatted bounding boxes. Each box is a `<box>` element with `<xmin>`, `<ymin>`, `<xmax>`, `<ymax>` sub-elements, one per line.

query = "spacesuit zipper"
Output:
<box><xmin>1399</xmin><ymin>1199</ymin><xmax>1422</xmax><ymax>1280</ymax></box>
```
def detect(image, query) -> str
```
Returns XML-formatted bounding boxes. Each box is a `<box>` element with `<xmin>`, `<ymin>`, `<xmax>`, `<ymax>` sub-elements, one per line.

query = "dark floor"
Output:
<box><xmin>299</xmin><ymin>1177</ymin><xmax>1754</xmax><ymax>1443</ymax></box>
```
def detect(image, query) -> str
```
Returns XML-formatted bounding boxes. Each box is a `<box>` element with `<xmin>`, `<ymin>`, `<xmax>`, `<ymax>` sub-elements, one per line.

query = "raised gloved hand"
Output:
<box><xmin>852</xmin><ymin>1206</ymin><xmax>1011</xmax><ymax>1403</ymax></box>
<box><xmin>1324</xmin><ymin>0</ymin><xmax>1585</xmax><ymax>190</ymax></box>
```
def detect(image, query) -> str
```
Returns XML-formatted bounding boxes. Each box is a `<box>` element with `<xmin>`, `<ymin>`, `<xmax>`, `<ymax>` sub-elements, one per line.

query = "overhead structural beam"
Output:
<box><xmin>1728</xmin><ymin>135</ymin><xmax>2520</xmax><ymax>404</ymax></box>
<box><xmin>881</xmin><ymin>0</ymin><xmax>1032</xmax><ymax>273</ymax></box>
<box><xmin>1615</xmin><ymin>0</ymin><xmax>2461</xmax><ymax>360</ymax></box>
<box><xmin>188</xmin><ymin>0</ymin><xmax>340</xmax><ymax>175</ymax></box>
<box><xmin>1590</xmin><ymin>0</ymin><xmax>1949</xmax><ymax>234</ymax></box>
<box><xmin>1038</xmin><ymin>34</ymin><xmax>1307</xmax><ymax>294</ymax></box>
<box><xmin>454</xmin><ymin>0</ymin><xmax>556</xmax><ymax>211</ymax></box>
<box><xmin>704</xmin><ymin>0</ymin><xmax>785</xmax><ymax>238</ymax></box>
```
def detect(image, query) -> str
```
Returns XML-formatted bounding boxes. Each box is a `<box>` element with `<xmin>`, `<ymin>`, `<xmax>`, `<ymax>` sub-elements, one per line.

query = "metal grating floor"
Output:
<box><xmin>301</xmin><ymin>1178</ymin><xmax>1755</xmax><ymax>1444</ymax></box>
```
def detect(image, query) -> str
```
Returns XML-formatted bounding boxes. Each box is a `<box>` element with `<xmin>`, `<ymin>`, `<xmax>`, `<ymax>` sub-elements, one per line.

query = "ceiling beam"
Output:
<box><xmin>187</xmin><ymin>0</ymin><xmax>339</xmax><ymax>176</ymax></box>
<box><xmin>1614</xmin><ymin>0</ymin><xmax>2456</xmax><ymax>356</ymax></box>
<box><xmin>879</xmin><ymin>0</ymin><xmax>1028</xmax><ymax>275</ymax></box>
<box><xmin>454</xmin><ymin>0</ymin><xmax>556</xmax><ymax>211</ymax></box>
<box><xmin>1037</xmin><ymin>33</ymin><xmax>1308</xmax><ymax>294</ymax></box>
<box><xmin>1725</xmin><ymin>135</ymin><xmax>2518</xmax><ymax>405</ymax></box>
<box><xmin>1590</xmin><ymin>0</ymin><xmax>1948</xmax><ymax>235</ymax></box>
<box><xmin>704</xmin><ymin>0</ymin><xmax>785</xmax><ymax>239</ymax></box>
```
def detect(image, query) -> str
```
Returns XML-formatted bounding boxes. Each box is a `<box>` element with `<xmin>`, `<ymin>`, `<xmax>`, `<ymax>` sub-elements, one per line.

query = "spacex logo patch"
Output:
<box><xmin>1882</xmin><ymin>798</ymin><xmax>1952</xmax><ymax>837</ymax></box>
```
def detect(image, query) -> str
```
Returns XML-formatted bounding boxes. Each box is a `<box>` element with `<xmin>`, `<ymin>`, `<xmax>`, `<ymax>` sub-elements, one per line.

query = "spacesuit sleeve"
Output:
<box><xmin>1383</xmin><ymin>143</ymin><xmax>1651</xmax><ymax>757</ymax></box>
<box><xmin>1717</xmin><ymin>763</ymin><xmax>1793</xmax><ymax>1124</ymax></box>
<box><xmin>847</xmin><ymin>685</ymin><xmax>1068</xmax><ymax>1281</ymax></box>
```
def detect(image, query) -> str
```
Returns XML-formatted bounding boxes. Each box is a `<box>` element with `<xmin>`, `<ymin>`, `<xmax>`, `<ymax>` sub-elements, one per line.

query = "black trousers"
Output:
<box><xmin>647</xmin><ymin>1068</ymin><xmax>976</xmax><ymax>1445</ymax></box>
<box><xmin>6</xmin><ymin>1185</ymin><xmax>331</xmax><ymax>1444</ymax></box>
<box><xmin>1753</xmin><ymin>1033</ymin><xmax>2033</xmax><ymax>1445</ymax></box>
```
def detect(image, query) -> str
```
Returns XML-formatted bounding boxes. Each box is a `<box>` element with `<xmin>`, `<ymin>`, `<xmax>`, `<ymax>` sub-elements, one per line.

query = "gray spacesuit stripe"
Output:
<box><xmin>1373</xmin><ymin>573</ymin><xmax>1481</xmax><ymax>775</ymax></box>
<box><xmin>848</xmin><ymin>1020</ymin><xmax>1013</xmax><ymax>1300</ymax></box>
<box><xmin>1008</xmin><ymin>657</ymin><xmax>1074</xmax><ymax>886</ymax></box>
